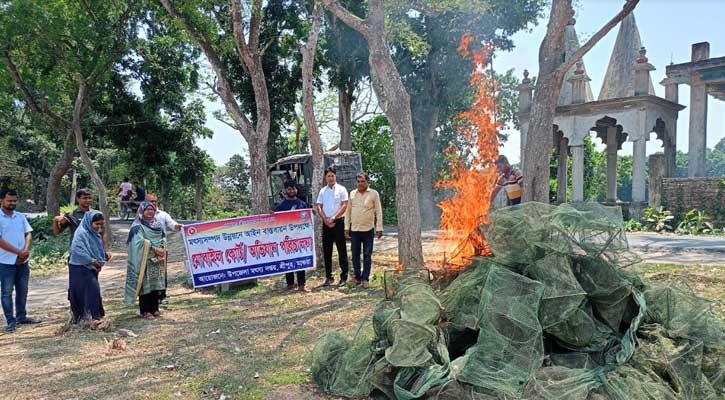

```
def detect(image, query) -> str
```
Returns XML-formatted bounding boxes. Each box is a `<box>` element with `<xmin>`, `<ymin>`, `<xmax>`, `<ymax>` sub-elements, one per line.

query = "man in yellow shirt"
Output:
<box><xmin>344</xmin><ymin>173</ymin><xmax>383</xmax><ymax>289</ymax></box>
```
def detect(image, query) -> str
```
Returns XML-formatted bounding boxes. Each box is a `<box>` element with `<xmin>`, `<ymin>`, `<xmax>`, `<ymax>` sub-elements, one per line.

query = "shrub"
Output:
<box><xmin>675</xmin><ymin>209</ymin><xmax>714</xmax><ymax>235</ymax></box>
<box><xmin>642</xmin><ymin>206</ymin><xmax>674</xmax><ymax>232</ymax></box>
<box><xmin>382</xmin><ymin>207</ymin><xmax>398</xmax><ymax>226</ymax></box>
<box><xmin>29</xmin><ymin>215</ymin><xmax>55</xmax><ymax>240</ymax></box>
<box><xmin>625</xmin><ymin>219</ymin><xmax>644</xmax><ymax>232</ymax></box>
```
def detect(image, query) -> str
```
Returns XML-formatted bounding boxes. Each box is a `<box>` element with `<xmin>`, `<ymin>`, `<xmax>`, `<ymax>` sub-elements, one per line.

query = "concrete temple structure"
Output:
<box><xmin>518</xmin><ymin>13</ymin><xmax>686</xmax><ymax>218</ymax></box>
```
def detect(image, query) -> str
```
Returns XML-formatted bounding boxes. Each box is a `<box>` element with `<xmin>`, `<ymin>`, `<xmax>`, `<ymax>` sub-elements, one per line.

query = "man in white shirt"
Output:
<box><xmin>316</xmin><ymin>167</ymin><xmax>349</xmax><ymax>287</ymax></box>
<box><xmin>131</xmin><ymin>193</ymin><xmax>182</xmax><ymax>302</ymax></box>
<box><xmin>0</xmin><ymin>189</ymin><xmax>40</xmax><ymax>333</ymax></box>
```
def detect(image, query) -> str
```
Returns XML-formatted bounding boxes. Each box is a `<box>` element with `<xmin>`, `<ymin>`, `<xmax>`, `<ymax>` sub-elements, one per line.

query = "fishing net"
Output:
<box><xmin>310</xmin><ymin>202</ymin><xmax>724</xmax><ymax>399</ymax></box>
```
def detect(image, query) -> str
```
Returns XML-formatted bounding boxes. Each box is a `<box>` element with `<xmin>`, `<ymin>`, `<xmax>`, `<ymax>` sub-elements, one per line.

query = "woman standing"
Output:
<box><xmin>124</xmin><ymin>202</ymin><xmax>167</xmax><ymax>319</ymax></box>
<box><xmin>68</xmin><ymin>211</ymin><xmax>107</xmax><ymax>327</ymax></box>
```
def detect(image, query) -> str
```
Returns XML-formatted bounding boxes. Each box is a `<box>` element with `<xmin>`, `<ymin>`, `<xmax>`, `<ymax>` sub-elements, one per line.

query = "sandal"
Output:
<box><xmin>153</xmin><ymin>311</ymin><xmax>161</xmax><ymax>317</ymax></box>
<box><xmin>143</xmin><ymin>312</ymin><xmax>153</xmax><ymax>319</ymax></box>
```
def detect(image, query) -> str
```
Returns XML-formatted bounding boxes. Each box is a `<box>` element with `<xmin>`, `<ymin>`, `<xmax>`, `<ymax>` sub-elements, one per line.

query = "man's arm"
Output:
<box><xmin>53</xmin><ymin>215</ymin><xmax>69</xmax><ymax>235</ymax></box>
<box><xmin>344</xmin><ymin>193</ymin><xmax>352</xmax><ymax>231</ymax></box>
<box><xmin>0</xmin><ymin>237</ymin><xmax>21</xmax><ymax>257</ymax></box>
<box><xmin>333</xmin><ymin>201</ymin><xmax>348</xmax><ymax>220</ymax></box>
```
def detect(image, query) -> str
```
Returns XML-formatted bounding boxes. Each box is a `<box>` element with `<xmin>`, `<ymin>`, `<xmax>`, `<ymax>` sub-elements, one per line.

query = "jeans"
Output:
<box><xmin>0</xmin><ymin>262</ymin><xmax>29</xmax><ymax>326</ymax></box>
<box><xmin>322</xmin><ymin>218</ymin><xmax>349</xmax><ymax>281</ymax></box>
<box><xmin>351</xmin><ymin>229</ymin><xmax>375</xmax><ymax>282</ymax></box>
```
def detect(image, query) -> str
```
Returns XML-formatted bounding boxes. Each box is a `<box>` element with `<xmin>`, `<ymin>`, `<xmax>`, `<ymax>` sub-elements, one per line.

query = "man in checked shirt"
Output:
<box><xmin>491</xmin><ymin>155</ymin><xmax>524</xmax><ymax>206</ymax></box>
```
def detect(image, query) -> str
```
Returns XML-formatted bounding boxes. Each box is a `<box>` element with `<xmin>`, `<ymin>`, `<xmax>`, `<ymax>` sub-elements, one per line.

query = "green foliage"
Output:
<box><xmin>642</xmin><ymin>206</ymin><xmax>674</xmax><ymax>232</ymax></box>
<box><xmin>29</xmin><ymin>216</ymin><xmax>55</xmax><ymax>241</ymax></box>
<box><xmin>382</xmin><ymin>207</ymin><xmax>398</xmax><ymax>226</ymax></box>
<box><xmin>29</xmin><ymin>231</ymin><xmax>70</xmax><ymax>277</ymax></box>
<box><xmin>675</xmin><ymin>209</ymin><xmax>714</xmax><ymax>235</ymax></box>
<box><xmin>624</xmin><ymin>219</ymin><xmax>644</xmax><ymax>232</ymax></box>
<box><xmin>351</xmin><ymin>116</ymin><xmax>396</xmax><ymax>208</ymax></box>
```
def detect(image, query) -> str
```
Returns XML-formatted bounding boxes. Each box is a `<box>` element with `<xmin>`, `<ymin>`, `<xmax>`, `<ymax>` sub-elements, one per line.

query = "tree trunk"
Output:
<box><xmin>301</xmin><ymin>2</ymin><xmax>325</xmax><ymax>268</ymax></box>
<box><xmin>248</xmin><ymin>136</ymin><xmax>270</xmax><ymax>214</ymax></box>
<box><xmin>321</xmin><ymin>0</ymin><xmax>425</xmax><ymax>270</ymax></box>
<box><xmin>69</xmin><ymin>168</ymin><xmax>77</xmax><ymax>205</ymax></box>
<box><xmin>417</xmin><ymin>107</ymin><xmax>439</xmax><ymax>229</ymax></box>
<box><xmin>71</xmin><ymin>81</ymin><xmax>113</xmax><ymax>243</ymax></box>
<box><xmin>46</xmin><ymin>132</ymin><xmax>74</xmax><ymax>216</ymax></box>
<box><xmin>366</xmin><ymin>2</ymin><xmax>423</xmax><ymax>270</ymax></box>
<box><xmin>160</xmin><ymin>179</ymin><xmax>171</xmax><ymax>213</ymax></box>
<box><xmin>195</xmin><ymin>175</ymin><xmax>203</xmax><ymax>221</ymax></box>
<box><xmin>523</xmin><ymin>0</ymin><xmax>640</xmax><ymax>202</ymax></box>
<box><xmin>338</xmin><ymin>85</ymin><xmax>353</xmax><ymax>151</ymax></box>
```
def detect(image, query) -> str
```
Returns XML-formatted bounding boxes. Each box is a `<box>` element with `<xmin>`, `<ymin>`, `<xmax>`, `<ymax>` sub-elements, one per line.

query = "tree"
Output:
<box><xmin>159</xmin><ymin>0</ymin><xmax>279</xmax><ymax>214</ymax></box>
<box><xmin>320</xmin><ymin>0</ymin><xmax>369</xmax><ymax>150</ymax></box>
<box><xmin>1</xmin><ymin>0</ymin><xmax>141</xmax><ymax>241</ymax></box>
<box><xmin>320</xmin><ymin>0</ymin><xmax>425</xmax><ymax>269</ymax></box>
<box><xmin>522</xmin><ymin>0</ymin><xmax>640</xmax><ymax>202</ymax></box>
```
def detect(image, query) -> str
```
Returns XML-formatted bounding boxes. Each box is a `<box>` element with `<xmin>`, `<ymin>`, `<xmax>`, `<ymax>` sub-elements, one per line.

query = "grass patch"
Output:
<box><xmin>264</xmin><ymin>368</ymin><xmax>309</xmax><ymax>385</ymax></box>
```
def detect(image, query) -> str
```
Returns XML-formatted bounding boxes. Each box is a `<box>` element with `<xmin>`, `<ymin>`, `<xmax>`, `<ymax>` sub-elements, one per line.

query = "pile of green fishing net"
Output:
<box><xmin>310</xmin><ymin>202</ymin><xmax>724</xmax><ymax>399</ymax></box>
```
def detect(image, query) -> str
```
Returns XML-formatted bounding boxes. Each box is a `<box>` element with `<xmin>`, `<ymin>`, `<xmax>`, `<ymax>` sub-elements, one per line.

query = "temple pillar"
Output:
<box><xmin>571</xmin><ymin>144</ymin><xmax>585</xmax><ymax>202</ymax></box>
<box><xmin>556</xmin><ymin>133</ymin><xmax>569</xmax><ymax>203</ymax></box>
<box><xmin>660</xmin><ymin>77</ymin><xmax>679</xmax><ymax>178</ymax></box>
<box><xmin>518</xmin><ymin>70</ymin><xmax>534</xmax><ymax>171</ymax></box>
<box><xmin>648</xmin><ymin>154</ymin><xmax>665</xmax><ymax>208</ymax></box>
<box><xmin>631</xmin><ymin>137</ymin><xmax>647</xmax><ymax>219</ymax></box>
<box><xmin>688</xmin><ymin>43</ymin><xmax>710</xmax><ymax>177</ymax></box>
<box><xmin>606</xmin><ymin>127</ymin><xmax>618</xmax><ymax>203</ymax></box>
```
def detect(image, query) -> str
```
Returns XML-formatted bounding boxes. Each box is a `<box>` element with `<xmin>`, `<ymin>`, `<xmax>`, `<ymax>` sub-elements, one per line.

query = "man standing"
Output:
<box><xmin>491</xmin><ymin>155</ymin><xmax>524</xmax><ymax>206</ymax></box>
<box><xmin>0</xmin><ymin>189</ymin><xmax>39</xmax><ymax>333</ymax></box>
<box><xmin>132</xmin><ymin>193</ymin><xmax>182</xmax><ymax>303</ymax></box>
<box><xmin>316</xmin><ymin>167</ymin><xmax>349</xmax><ymax>287</ymax></box>
<box><xmin>345</xmin><ymin>173</ymin><xmax>383</xmax><ymax>289</ymax></box>
<box><xmin>53</xmin><ymin>189</ymin><xmax>110</xmax><ymax>261</ymax></box>
<box><xmin>275</xmin><ymin>181</ymin><xmax>309</xmax><ymax>292</ymax></box>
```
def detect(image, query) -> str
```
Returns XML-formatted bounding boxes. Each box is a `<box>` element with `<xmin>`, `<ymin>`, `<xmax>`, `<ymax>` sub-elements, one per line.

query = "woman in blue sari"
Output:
<box><xmin>125</xmin><ymin>201</ymin><xmax>167</xmax><ymax>318</ymax></box>
<box><xmin>68</xmin><ymin>211</ymin><xmax>107</xmax><ymax>327</ymax></box>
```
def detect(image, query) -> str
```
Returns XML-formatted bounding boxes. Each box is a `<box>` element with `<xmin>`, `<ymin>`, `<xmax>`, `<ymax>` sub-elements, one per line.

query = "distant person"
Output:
<box><xmin>134</xmin><ymin>184</ymin><xmax>146</xmax><ymax>202</ymax></box>
<box><xmin>491</xmin><ymin>155</ymin><xmax>524</xmax><ymax>206</ymax></box>
<box><xmin>125</xmin><ymin>202</ymin><xmax>167</xmax><ymax>319</ymax></box>
<box><xmin>117</xmin><ymin>177</ymin><xmax>133</xmax><ymax>216</ymax></box>
<box><xmin>0</xmin><ymin>189</ymin><xmax>40</xmax><ymax>333</ymax></box>
<box><xmin>68</xmin><ymin>211</ymin><xmax>107</xmax><ymax>327</ymax></box>
<box><xmin>131</xmin><ymin>193</ymin><xmax>182</xmax><ymax>303</ymax></box>
<box><xmin>53</xmin><ymin>189</ymin><xmax>110</xmax><ymax>260</ymax></box>
<box><xmin>275</xmin><ymin>181</ymin><xmax>309</xmax><ymax>292</ymax></box>
<box><xmin>345</xmin><ymin>173</ymin><xmax>383</xmax><ymax>289</ymax></box>
<box><xmin>316</xmin><ymin>167</ymin><xmax>349</xmax><ymax>287</ymax></box>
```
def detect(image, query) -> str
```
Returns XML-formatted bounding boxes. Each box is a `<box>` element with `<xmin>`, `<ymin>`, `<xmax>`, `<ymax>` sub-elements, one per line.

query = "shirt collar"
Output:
<box><xmin>1</xmin><ymin>210</ymin><xmax>17</xmax><ymax>218</ymax></box>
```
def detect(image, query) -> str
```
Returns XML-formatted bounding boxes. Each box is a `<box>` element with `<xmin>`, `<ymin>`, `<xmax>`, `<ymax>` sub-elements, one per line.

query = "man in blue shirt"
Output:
<box><xmin>275</xmin><ymin>181</ymin><xmax>310</xmax><ymax>292</ymax></box>
<box><xmin>0</xmin><ymin>189</ymin><xmax>40</xmax><ymax>333</ymax></box>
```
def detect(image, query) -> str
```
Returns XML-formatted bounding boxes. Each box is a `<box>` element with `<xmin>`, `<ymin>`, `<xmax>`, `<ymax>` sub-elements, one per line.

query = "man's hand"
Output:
<box><xmin>344</xmin><ymin>230</ymin><xmax>350</xmax><ymax>239</ymax></box>
<box><xmin>105</xmin><ymin>252</ymin><xmax>112</xmax><ymax>262</ymax></box>
<box><xmin>376</xmin><ymin>230</ymin><xmax>383</xmax><ymax>239</ymax></box>
<box><xmin>53</xmin><ymin>215</ymin><xmax>68</xmax><ymax>224</ymax></box>
<box><xmin>18</xmin><ymin>249</ymin><xmax>30</xmax><ymax>259</ymax></box>
<box><xmin>175</xmin><ymin>224</ymin><xmax>183</xmax><ymax>232</ymax></box>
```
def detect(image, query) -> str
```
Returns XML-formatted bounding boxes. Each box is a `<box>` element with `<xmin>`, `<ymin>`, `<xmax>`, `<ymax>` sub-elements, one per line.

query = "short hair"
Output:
<box><xmin>123</xmin><ymin>177</ymin><xmax>129</xmax><ymax>182</ymax></box>
<box><xmin>324</xmin><ymin>166</ymin><xmax>336</xmax><ymax>176</ymax></box>
<box><xmin>495</xmin><ymin>155</ymin><xmax>509</xmax><ymax>165</ymax></box>
<box><xmin>0</xmin><ymin>189</ymin><xmax>17</xmax><ymax>199</ymax></box>
<box><xmin>91</xmin><ymin>213</ymin><xmax>105</xmax><ymax>222</ymax></box>
<box><xmin>284</xmin><ymin>181</ymin><xmax>297</xmax><ymax>188</ymax></box>
<box><xmin>356</xmin><ymin>172</ymin><xmax>370</xmax><ymax>182</ymax></box>
<box><xmin>145</xmin><ymin>192</ymin><xmax>158</xmax><ymax>200</ymax></box>
<box><xmin>76</xmin><ymin>188</ymin><xmax>92</xmax><ymax>199</ymax></box>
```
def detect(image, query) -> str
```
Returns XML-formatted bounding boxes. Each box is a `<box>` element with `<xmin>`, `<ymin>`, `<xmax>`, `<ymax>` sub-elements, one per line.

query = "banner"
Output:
<box><xmin>181</xmin><ymin>210</ymin><xmax>316</xmax><ymax>288</ymax></box>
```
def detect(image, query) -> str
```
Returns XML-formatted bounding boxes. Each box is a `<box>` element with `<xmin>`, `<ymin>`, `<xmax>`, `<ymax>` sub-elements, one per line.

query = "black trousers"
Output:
<box><xmin>322</xmin><ymin>218</ymin><xmax>349</xmax><ymax>280</ymax></box>
<box><xmin>139</xmin><ymin>291</ymin><xmax>160</xmax><ymax>314</ymax></box>
<box><xmin>285</xmin><ymin>271</ymin><xmax>306</xmax><ymax>286</ymax></box>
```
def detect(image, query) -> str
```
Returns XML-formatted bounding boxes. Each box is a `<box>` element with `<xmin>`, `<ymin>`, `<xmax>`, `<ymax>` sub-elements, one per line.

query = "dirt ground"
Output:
<box><xmin>0</xmin><ymin>225</ymin><xmax>722</xmax><ymax>400</ymax></box>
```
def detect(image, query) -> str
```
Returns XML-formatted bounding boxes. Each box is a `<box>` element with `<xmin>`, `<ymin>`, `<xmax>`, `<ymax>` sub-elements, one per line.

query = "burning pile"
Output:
<box><xmin>310</xmin><ymin>202</ymin><xmax>724</xmax><ymax>399</ymax></box>
<box><xmin>435</xmin><ymin>33</ymin><xmax>499</xmax><ymax>267</ymax></box>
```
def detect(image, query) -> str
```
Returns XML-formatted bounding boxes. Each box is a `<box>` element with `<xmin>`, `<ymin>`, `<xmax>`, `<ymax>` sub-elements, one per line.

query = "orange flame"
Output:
<box><xmin>436</xmin><ymin>33</ymin><xmax>500</xmax><ymax>267</ymax></box>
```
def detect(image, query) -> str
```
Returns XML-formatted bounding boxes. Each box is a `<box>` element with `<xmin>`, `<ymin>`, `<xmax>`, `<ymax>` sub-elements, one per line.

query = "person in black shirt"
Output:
<box><xmin>275</xmin><ymin>181</ymin><xmax>309</xmax><ymax>292</ymax></box>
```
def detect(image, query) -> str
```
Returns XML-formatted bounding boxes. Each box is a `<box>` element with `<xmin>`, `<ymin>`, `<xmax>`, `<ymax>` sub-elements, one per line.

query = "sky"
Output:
<box><xmin>198</xmin><ymin>0</ymin><xmax>725</xmax><ymax>166</ymax></box>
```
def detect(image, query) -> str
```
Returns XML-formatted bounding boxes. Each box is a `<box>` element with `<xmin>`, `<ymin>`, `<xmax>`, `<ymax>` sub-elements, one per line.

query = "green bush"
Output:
<box><xmin>29</xmin><ymin>215</ymin><xmax>55</xmax><ymax>240</ymax></box>
<box><xmin>624</xmin><ymin>219</ymin><xmax>644</xmax><ymax>232</ymax></box>
<box><xmin>382</xmin><ymin>206</ymin><xmax>398</xmax><ymax>226</ymax></box>
<box><xmin>29</xmin><ymin>232</ymin><xmax>70</xmax><ymax>277</ymax></box>
<box><xmin>675</xmin><ymin>209</ymin><xmax>714</xmax><ymax>235</ymax></box>
<box><xmin>642</xmin><ymin>206</ymin><xmax>674</xmax><ymax>232</ymax></box>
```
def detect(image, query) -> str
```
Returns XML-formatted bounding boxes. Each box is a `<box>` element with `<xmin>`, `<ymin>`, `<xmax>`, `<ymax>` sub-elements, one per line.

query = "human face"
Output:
<box><xmin>495</xmin><ymin>162</ymin><xmax>509</xmax><ymax>175</ymax></box>
<box><xmin>1</xmin><ymin>195</ymin><xmax>18</xmax><ymax>211</ymax></box>
<box><xmin>148</xmin><ymin>197</ymin><xmax>158</xmax><ymax>208</ymax></box>
<box><xmin>356</xmin><ymin>177</ymin><xmax>369</xmax><ymax>192</ymax></box>
<box><xmin>77</xmin><ymin>194</ymin><xmax>92</xmax><ymax>210</ymax></box>
<box><xmin>325</xmin><ymin>172</ymin><xmax>336</xmax><ymax>187</ymax></box>
<box><xmin>92</xmin><ymin>220</ymin><xmax>105</xmax><ymax>232</ymax></box>
<box><xmin>143</xmin><ymin>206</ymin><xmax>155</xmax><ymax>219</ymax></box>
<box><xmin>284</xmin><ymin>186</ymin><xmax>297</xmax><ymax>199</ymax></box>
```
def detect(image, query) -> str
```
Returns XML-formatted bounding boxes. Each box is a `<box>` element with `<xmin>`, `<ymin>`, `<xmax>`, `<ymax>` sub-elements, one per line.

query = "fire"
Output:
<box><xmin>436</xmin><ymin>33</ymin><xmax>500</xmax><ymax>268</ymax></box>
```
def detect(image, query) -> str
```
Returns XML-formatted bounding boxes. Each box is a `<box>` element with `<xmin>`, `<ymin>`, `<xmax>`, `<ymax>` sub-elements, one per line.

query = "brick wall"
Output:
<box><xmin>661</xmin><ymin>177</ymin><xmax>725</xmax><ymax>226</ymax></box>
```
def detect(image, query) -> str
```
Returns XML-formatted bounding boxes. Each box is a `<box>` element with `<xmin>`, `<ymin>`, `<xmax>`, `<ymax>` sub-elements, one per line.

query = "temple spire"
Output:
<box><xmin>559</xmin><ymin>16</ymin><xmax>594</xmax><ymax>105</ymax></box>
